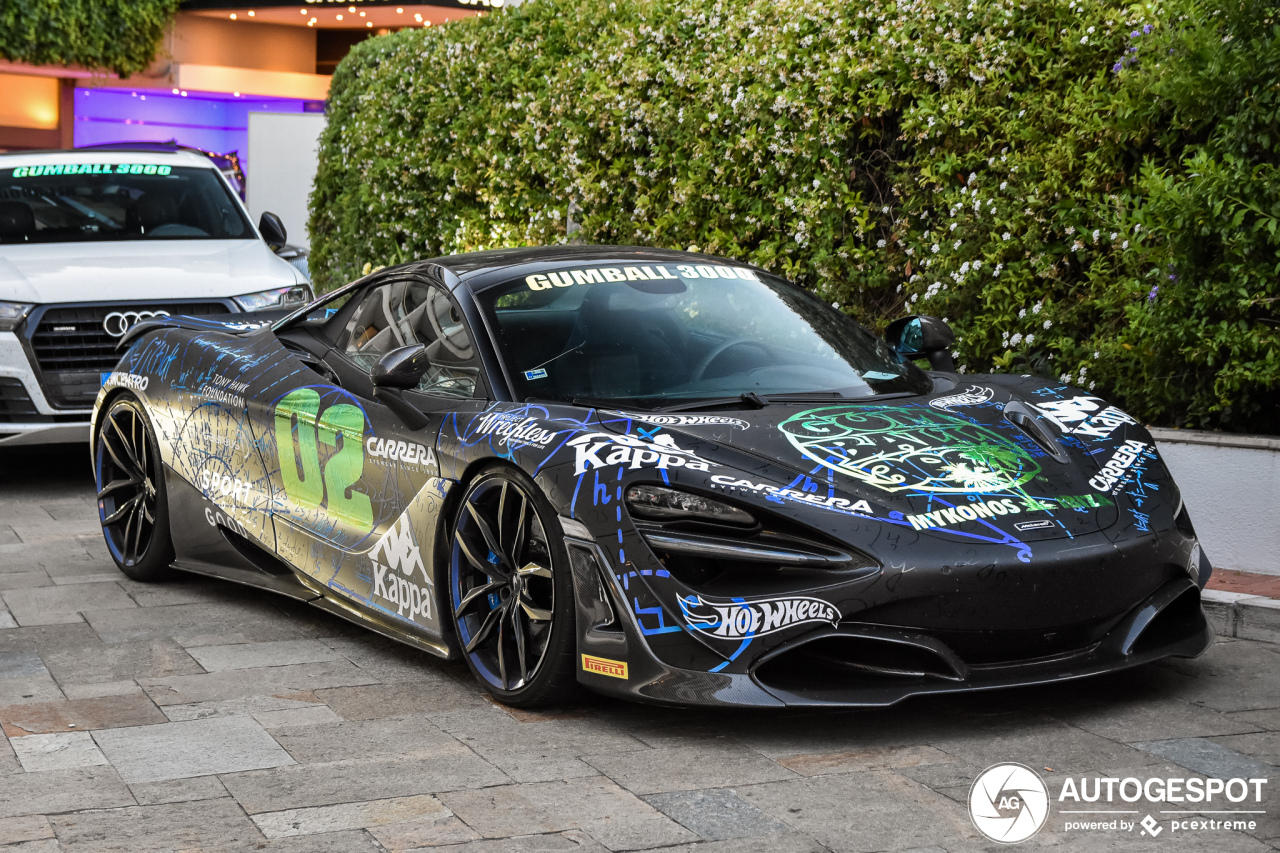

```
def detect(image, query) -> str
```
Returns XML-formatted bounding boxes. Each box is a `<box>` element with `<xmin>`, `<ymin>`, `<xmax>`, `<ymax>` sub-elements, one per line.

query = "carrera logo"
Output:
<box><xmin>1090</xmin><ymin>440</ymin><xmax>1152</xmax><ymax>494</ymax></box>
<box><xmin>929</xmin><ymin>386</ymin><xmax>994</xmax><ymax>410</ymax></box>
<box><xmin>679</xmin><ymin>594</ymin><xmax>839</xmax><ymax>640</ymax></box>
<box><xmin>566</xmin><ymin>431</ymin><xmax>712</xmax><ymax>476</ymax></box>
<box><xmin>581</xmin><ymin>655</ymin><xmax>629</xmax><ymax>679</ymax></box>
<box><xmin>1015</xmin><ymin>519</ymin><xmax>1055</xmax><ymax>532</ymax></box>
<box><xmin>367</xmin><ymin>437</ymin><xmax>436</xmax><ymax>467</ymax></box>
<box><xmin>102</xmin><ymin>310</ymin><xmax>169</xmax><ymax>338</ymax></box>
<box><xmin>710</xmin><ymin>475</ymin><xmax>872</xmax><ymax>515</ymax></box>
<box><xmin>370</xmin><ymin>513</ymin><xmax>434</xmax><ymax>624</ymax></box>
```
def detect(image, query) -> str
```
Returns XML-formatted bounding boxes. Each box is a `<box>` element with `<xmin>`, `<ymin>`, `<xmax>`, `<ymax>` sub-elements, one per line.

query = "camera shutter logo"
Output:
<box><xmin>969</xmin><ymin>763</ymin><xmax>1050</xmax><ymax>843</ymax></box>
<box><xmin>103</xmin><ymin>310</ymin><xmax>169</xmax><ymax>338</ymax></box>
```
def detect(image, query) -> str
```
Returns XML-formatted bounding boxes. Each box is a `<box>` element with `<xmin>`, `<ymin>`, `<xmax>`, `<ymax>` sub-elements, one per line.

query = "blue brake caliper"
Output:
<box><xmin>486</xmin><ymin>551</ymin><xmax>502</xmax><ymax>610</ymax></box>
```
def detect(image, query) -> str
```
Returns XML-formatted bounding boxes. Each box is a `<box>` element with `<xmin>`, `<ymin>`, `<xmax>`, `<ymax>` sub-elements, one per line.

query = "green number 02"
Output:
<box><xmin>274</xmin><ymin>388</ymin><xmax>373</xmax><ymax>532</ymax></box>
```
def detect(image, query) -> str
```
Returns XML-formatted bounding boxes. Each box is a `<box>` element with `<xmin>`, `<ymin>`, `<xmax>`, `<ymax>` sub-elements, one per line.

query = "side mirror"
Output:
<box><xmin>258</xmin><ymin>211</ymin><xmax>287</xmax><ymax>248</ymax></box>
<box><xmin>372</xmin><ymin>344</ymin><xmax>430</xmax><ymax>389</ymax></box>
<box><xmin>885</xmin><ymin>315</ymin><xmax>956</xmax><ymax>372</ymax></box>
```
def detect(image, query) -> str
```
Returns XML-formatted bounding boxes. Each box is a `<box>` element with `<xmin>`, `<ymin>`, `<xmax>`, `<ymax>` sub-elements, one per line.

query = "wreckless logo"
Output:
<box><xmin>969</xmin><ymin>763</ymin><xmax>1050</xmax><ymax>844</ymax></box>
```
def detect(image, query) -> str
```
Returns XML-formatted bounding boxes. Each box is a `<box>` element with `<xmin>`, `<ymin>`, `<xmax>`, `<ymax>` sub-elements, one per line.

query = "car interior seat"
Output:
<box><xmin>0</xmin><ymin>201</ymin><xmax>35</xmax><ymax>241</ymax></box>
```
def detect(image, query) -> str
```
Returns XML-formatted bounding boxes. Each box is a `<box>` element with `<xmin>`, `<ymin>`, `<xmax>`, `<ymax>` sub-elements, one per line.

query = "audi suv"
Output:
<box><xmin>0</xmin><ymin>148</ymin><xmax>312</xmax><ymax>446</ymax></box>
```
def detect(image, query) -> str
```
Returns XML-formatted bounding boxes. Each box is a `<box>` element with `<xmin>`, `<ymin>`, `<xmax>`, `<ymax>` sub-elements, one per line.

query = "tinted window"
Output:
<box><xmin>0</xmin><ymin>163</ymin><xmax>252</xmax><ymax>244</ymax></box>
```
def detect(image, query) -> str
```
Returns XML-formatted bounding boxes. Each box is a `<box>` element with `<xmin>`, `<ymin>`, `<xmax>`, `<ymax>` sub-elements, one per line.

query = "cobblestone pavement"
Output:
<box><xmin>2</xmin><ymin>446</ymin><xmax>1278</xmax><ymax>853</ymax></box>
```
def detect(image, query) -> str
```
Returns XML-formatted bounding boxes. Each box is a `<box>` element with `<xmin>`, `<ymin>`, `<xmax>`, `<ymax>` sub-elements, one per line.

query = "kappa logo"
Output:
<box><xmin>929</xmin><ymin>386</ymin><xmax>994</xmax><ymax>410</ymax></box>
<box><xmin>1089</xmin><ymin>440</ymin><xmax>1152</xmax><ymax>494</ymax></box>
<box><xmin>1033</xmin><ymin>396</ymin><xmax>1138</xmax><ymax>439</ymax></box>
<box><xmin>566</xmin><ymin>431</ymin><xmax>712</xmax><ymax>476</ymax></box>
<box><xmin>678</xmin><ymin>594</ymin><xmax>839</xmax><ymax>640</ymax></box>
<box><xmin>369</xmin><ymin>514</ymin><xmax>434</xmax><ymax>623</ymax></box>
<box><xmin>366</xmin><ymin>437</ymin><xmax>436</xmax><ymax>467</ymax></box>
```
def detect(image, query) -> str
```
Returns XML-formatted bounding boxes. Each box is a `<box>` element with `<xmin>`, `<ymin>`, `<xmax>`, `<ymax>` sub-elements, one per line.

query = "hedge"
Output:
<box><xmin>310</xmin><ymin>0</ymin><xmax>1280</xmax><ymax>433</ymax></box>
<box><xmin>0</xmin><ymin>0</ymin><xmax>180</xmax><ymax>77</ymax></box>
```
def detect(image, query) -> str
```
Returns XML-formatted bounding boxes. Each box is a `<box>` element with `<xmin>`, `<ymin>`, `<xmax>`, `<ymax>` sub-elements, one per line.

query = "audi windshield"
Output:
<box><xmin>478</xmin><ymin>261</ymin><xmax>932</xmax><ymax>408</ymax></box>
<box><xmin>0</xmin><ymin>163</ymin><xmax>253</xmax><ymax>244</ymax></box>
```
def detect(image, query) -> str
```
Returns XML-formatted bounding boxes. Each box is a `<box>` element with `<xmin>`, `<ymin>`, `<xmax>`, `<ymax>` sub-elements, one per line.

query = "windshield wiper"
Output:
<box><xmin>657</xmin><ymin>390</ymin><xmax>917</xmax><ymax>413</ymax></box>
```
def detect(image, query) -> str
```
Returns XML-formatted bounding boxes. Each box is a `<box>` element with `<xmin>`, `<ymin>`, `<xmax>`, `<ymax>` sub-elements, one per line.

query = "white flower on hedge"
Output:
<box><xmin>1010</xmin><ymin>332</ymin><xmax>1023</xmax><ymax>346</ymax></box>
<box><xmin>1092</xmin><ymin>229</ymin><xmax>1100</xmax><ymax>242</ymax></box>
<box><xmin>1032</xmin><ymin>302</ymin><xmax>1042</xmax><ymax>314</ymax></box>
<box><xmin>931</xmin><ymin>244</ymin><xmax>940</xmax><ymax>253</ymax></box>
<box><xmin>1002</xmin><ymin>232</ymin><xmax>1011</xmax><ymax>240</ymax></box>
<box><xmin>1122</xmin><ymin>240</ymin><xmax>1129</xmax><ymax>249</ymax></box>
<box><xmin>952</xmin><ymin>240</ymin><xmax>961</xmax><ymax>249</ymax></box>
<box><xmin>1025</xmin><ymin>333</ymin><xmax>1035</xmax><ymax>345</ymax></box>
<box><xmin>1043</xmin><ymin>319</ymin><xmax>1052</xmax><ymax>329</ymax></box>
<box><xmin>1018</xmin><ymin>308</ymin><xmax>1027</xmax><ymax>318</ymax></box>
<box><xmin>1094</xmin><ymin>351</ymin><xmax>1101</xmax><ymax>359</ymax></box>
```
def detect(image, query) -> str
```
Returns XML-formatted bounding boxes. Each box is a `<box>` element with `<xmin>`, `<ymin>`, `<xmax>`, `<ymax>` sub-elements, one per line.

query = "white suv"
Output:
<box><xmin>0</xmin><ymin>148</ymin><xmax>312</xmax><ymax>446</ymax></box>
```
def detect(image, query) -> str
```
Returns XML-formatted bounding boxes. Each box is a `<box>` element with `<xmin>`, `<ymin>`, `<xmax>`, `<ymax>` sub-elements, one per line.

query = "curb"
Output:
<box><xmin>1202</xmin><ymin>589</ymin><xmax>1280</xmax><ymax>644</ymax></box>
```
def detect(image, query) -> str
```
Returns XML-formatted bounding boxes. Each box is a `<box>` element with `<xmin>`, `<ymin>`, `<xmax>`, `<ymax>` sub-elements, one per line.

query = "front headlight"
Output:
<box><xmin>232</xmin><ymin>285</ymin><xmax>313</xmax><ymax>312</ymax></box>
<box><xmin>625</xmin><ymin>484</ymin><xmax>755</xmax><ymax>526</ymax></box>
<box><xmin>0</xmin><ymin>302</ymin><xmax>34</xmax><ymax>333</ymax></box>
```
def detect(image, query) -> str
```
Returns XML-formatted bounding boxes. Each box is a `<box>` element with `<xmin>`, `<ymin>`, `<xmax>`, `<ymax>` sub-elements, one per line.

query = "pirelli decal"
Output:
<box><xmin>581</xmin><ymin>654</ymin><xmax>629</xmax><ymax>679</ymax></box>
<box><xmin>526</xmin><ymin>264</ymin><xmax>759</xmax><ymax>291</ymax></box>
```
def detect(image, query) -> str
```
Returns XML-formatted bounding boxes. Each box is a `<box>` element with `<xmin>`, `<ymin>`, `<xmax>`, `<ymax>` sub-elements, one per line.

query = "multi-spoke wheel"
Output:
<box><xmin>94</xmin><ymin>394</ymin><xmax>174</xmax><ymax>581</ymax></box>
<box><xmin>449</xmin><ymin>467</ymin><xmax>577</xmax><ymax>707</ymax></box>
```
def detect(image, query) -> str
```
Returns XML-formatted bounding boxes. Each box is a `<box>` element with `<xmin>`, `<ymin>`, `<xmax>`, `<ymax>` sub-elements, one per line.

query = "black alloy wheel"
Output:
<box><xmin>449</xmin><ymin>467</ymin><xmax>577</xmax><ymax>707</ymax></box>
<box><xmin>94</xmin><ymin>395</ymin><xmax>175</xmax><ymax>581</ymax></box>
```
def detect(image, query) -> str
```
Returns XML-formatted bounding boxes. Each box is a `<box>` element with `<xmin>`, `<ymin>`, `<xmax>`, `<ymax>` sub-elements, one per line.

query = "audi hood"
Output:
<box><xmin>0</xmin><ymin>239</ymin><xmax>302</xmax><ymax>304</ymax></box>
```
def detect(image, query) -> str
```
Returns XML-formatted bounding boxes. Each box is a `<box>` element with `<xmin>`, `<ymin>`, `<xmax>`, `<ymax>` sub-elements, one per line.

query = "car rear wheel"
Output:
<box><xmin>448</xmin><ymin>467</ymin><xmax>577</xmax><ymax>707</ymax></box>
<box><xmin>94</xmin><ymin>394</ymin><xmax>175</xmax><ymax>582</ymax></box>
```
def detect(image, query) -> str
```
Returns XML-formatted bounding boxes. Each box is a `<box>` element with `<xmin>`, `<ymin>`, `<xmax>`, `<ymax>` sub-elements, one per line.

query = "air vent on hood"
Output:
<box><xmin>1002</xmin><ymin>400</ymin><xmax>1069</xmax><ymax>463</ymax></box>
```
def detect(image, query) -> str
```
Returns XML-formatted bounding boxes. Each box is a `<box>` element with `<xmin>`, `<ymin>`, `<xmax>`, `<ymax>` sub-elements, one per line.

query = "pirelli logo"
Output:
<box><xmin>581</xmin><ymin>654</ymin><xmax>628</xmax><ymax>680</ymax></box>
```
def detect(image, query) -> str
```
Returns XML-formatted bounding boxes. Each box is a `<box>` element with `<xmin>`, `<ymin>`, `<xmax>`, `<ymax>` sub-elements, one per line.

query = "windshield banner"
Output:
<box><xmin>9</xmin><ymin>164</ymin><xmax>173</xmax><ymax>178</ymax></box>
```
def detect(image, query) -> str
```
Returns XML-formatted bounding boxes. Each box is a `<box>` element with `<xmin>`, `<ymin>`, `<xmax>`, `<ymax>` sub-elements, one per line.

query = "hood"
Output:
<box><xmin>594</xmin><ymin>380</ymin><xmax>1129</xmax><ymax>543</ymax></box>
<box><xmin>0</xmin><ymin>240</ymin><xmax>301</xmax><ymax>304</ymax></box>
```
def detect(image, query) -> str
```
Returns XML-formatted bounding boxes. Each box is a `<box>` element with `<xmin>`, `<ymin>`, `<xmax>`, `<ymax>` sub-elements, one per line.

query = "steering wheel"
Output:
<box><xmin>692</xmin><ymin>338</ymin><xmax>776</xmax><ymax>381</ymax></box>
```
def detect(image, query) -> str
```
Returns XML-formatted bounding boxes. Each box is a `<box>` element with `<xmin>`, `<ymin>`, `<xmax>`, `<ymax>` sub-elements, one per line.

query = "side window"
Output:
<box><xmin>332</xmin><ymin>280</ymin><xmax>483</xmax><ymax>399</ymax></box>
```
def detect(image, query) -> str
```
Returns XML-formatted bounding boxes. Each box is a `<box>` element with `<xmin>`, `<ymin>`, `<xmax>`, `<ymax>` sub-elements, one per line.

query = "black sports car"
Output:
<box><xmin>91</xmin><ymin>246</ymin><xmax>1213</xmax><ymax>708</ymax></box>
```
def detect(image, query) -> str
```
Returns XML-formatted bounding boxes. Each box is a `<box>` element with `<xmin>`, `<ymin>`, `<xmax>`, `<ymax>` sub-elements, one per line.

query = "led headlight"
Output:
<box><xmin>0</xmin><ymin>302</ymin><xmax>33</xmax><ymax>332</ymax></box>
<box><xmin>625</xmin><ymin>484</ymin><xmax>755</xmax><ymax>526</ymax></box>
<box><xmin>232</xmin><ymin>285</ymin><xmax>313</xmax><ymax>312</ymax></box>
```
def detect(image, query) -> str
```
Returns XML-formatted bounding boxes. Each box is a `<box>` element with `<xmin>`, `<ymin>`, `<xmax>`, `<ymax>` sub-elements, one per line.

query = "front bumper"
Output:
<box><xmin>0</xmin><ymin>331</ymin><xmax>91</xmax><ymax>445</ymax></box>
<box><xmin>564</xmin><ymin>530</ymin><xmax>1213</xmax><ymax>708</ymax></box>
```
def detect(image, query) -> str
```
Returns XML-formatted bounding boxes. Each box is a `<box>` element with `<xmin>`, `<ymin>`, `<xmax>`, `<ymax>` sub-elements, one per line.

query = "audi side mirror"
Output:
<box><xmin>372</xmin><ymin>344</ymin><xmax>430</xmax><ymax>389</ymax></box>
<box><xmin>886</xmin><ymin>315</ymin><xmax>956</xmax><ymax>372</ymax></box>
<box><xmin>258</xmin><ymin>211</ymin><xmax>287</xmax><ymax>248</ymax></box>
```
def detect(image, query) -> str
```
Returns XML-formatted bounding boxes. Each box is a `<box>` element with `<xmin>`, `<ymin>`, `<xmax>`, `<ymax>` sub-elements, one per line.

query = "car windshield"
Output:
<box><xmin>477</xmin><ymin>260</ymin><xmax>932</xmax><ymax>408</ymax></box>
<box><xmin>0</xmin><ymin>163</ymin><xmax>253</xmax><ymax>244</ymax></box>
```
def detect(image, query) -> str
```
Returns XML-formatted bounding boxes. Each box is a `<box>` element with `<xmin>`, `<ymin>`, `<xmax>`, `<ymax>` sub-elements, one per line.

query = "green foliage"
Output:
<box><xmin>0</xmin><ymin>0</ymin><xmax>180</xmax><ymax>77</ymax></box>
<box><xmin>311</xmin><ymin>0</ymin><xmax>1280</xmax><ymax>433</ymax></box>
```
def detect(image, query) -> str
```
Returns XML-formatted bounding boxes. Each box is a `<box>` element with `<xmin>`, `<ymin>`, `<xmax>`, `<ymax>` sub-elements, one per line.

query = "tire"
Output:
<box><xmin>447</xmin><ymin>465</ymin><xmax>578</xmax><ymax>707</ymax></box>
<box><xmin>94</xmin><ymin>394</ymin><xmax>175</xmax><ymax>582</ymax></box>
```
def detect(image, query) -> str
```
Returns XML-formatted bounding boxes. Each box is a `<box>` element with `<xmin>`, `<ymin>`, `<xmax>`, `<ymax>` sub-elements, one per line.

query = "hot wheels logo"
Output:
<box><xmin>679</xmin><ymin>594</ymin><xmax>839</xmax><ymax>639</ymax></box>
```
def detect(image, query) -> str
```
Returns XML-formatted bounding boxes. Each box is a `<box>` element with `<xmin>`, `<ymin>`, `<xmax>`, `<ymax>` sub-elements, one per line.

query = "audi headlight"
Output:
<box><xmin>232</xmin><ymin>285</ymin><xmax>313</xmax><ymax>312</ymax></box>
<box><xmin>0</xmin><ymin>302</ymin><xmax>33</xmax><ymax>333</ymax></box>
<box><xmin>625</xmin><ymin>485</ymin><xmax>755</xmax><ymax>526</ymax></box>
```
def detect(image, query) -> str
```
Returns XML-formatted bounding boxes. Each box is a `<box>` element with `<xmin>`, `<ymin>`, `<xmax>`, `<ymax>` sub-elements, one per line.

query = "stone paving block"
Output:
<box><xmin>439</xmin><ymin>776</ymin><xmax>698</xmax><ymax>851</ymax></box>
<box><xmin>0</xmin><ymin>622</ymin><xmax>99</xmax><ymax>655</ymax></box>
<box><xmin>114</xmin><ymin>576</ymin><xmax>242</xmax><ymax>608</ymax></box>
<box><xmin>321</xmin><ymin>635</ymin><xmax>442</xmax><ymax>683</ymax></box>
<box><xmin>221</xmin><ymin>744</ymin><xmax>509</xmax><ymax>814</ymax></box>
<box><xmin>0</xmin><ymin>691</ymin><xmax>165</xmax><ymax>736</ymax></box>
<box><xmin>83</xmin><ymin>600</ymin><xmax>303</xmax><ymax>645</ymax></box>
<box><xmin>0</xmin><ymin>572</ymin><xmax>52</xmax><ymax>591</ymax></box>
<box><xmin>40</xmin><ymin>502</ymin><xmax>97</xmax><ymax>523</ymax></box>
<box><xmin>163</xmin><ymin>692</ymin><xmax>328</xmax><ymax>722</ymax></box>
<box><xmin>395</xmin><ymin>831</ymin><xmax>608</xmax><ymax>853</ymax></box>
<box><xmin>269</xmin><ymin>715</ymin><xmax>455</xmax><ymax>764</ymax></box>
<box><xmin>50</xmin><ymin>572</ymin><xmax>125</xmax><ymax>586</ymax></box>
<box><xmin>10</xmin><ymin>731</ymin><xmax>108</xmax><ymax>772</ymax></box>
<box><xmin>0</xmin><ymin>608</ymin><xmax>15</xmax><ymax>629</ymax></box>
<box><xmin>187</xmin><ymin>639</ymin><xmax>346</xmax><ymax>672</ymax></box>
<box><xmin>140</xmin><ymin>660</ymin><xmax>378</xmax><ymax>706</ymax></box>
<box><xmin>252</xmin><ymin>794</ymin><xmax>450</xmax><ymax>839</ymax></box>
<box><xmin>1</xmin><ymin>584</ymin><xmax>136</xmax><ymax>627</ymax></box>
<box><xmin>637</xmin><ymin>835</ymin><xmax>826</xmax><ymax>853</ymax></box>
<box><xmin>1048</xmin><ymin>696</ymin><xmax>1264</xmax><ymax>744</ymax></box>
<box><xmin>314</xmin><ymin>679</ymin><xmax>485</xmax><ymax>721</ymax></box>
<box><xmin>1238</xmin><ymin>598</ymin><xmax>1280</xmax><ymax>645</ymax></box>
<box><xmin>1135</xmin><ymin>736</ymin><xmax>1275</xmax><ymax>779</ymax></box>
<box><xmin>0</xmin><ymin>675</ymin><xmax>64</xmax><ymax>706</ymax></box>
<box><xmin>583</xmin><ymin>740</ymin><xmax>797</xmax><ymax>795</ymax></box>
<box><xmin>1156</xmin><ymin>640</ymin><xmax>1280</xmax><ymax>712</ymax></box>
<box><xmin>927</xmin><ymin>715</ymin><xmax>1153</xmax><ymax>776</ymax></box>
<box><xmin>367</xmin><ymin>809</ymin><xmax>480</xmax><ymax>851</ymax></box>
<box><xmin>0</xmin><ymin>765</ymin><xmax>133</xmax><ymax>819</ymax></box>
<box><xmin>130</xmin><ymin>773</ymin><xmax>229</xmax><ymax>805</ymax></box>
<box><xmin>41</xmin><ymin>637</ymin><xmax>201</xmax><ymax>687</ymax></box>
<box><xmin>62</xmin><ymin>681</ymin><xmax>144</xmax><ymax>700</ymax></box>
<box><xmin>1211</xmin><ymin>731</ymin><xmax>1280</xmax><ymax>765</ymax></box>
<box><xmin>736</xmin><ymin>770</ymin><xmax>978</xmax><ymax>853</ymax></box>
<box><xmin>253</xmin><ymin>705</ymin><xmax>343</xmax><ymax>729</ymax></box>
<box><xmin>0</xmin><ymin>727</ymin><xmax>20</xmax><ymax>774</ymax></box>
<box><xmin>0</xmin><ymin>525</ymin><xmax>19</xmax><ymax>545</ymax></box>
<box><xmin>47</xmin><ymin>797</ymin><xmax>264</xmax><ymax>853</ymax></box>
<box><xmin>0</xmin><ymin>651</ymin><xmax>47</xmax><ymax>679</ymax></box>
<box><xmin>92</xmin><ymin>715</ymin><xmax>296</xmax><ymax>783</ymax></box>
<box><xmin>776</xmin><ymin>744</ymin><xmax>954</xmax><ymax>777</ymax></box>
<box><xmin>0</xmin><ymin>815</ymin><xmax>54</xmax><ymax>844</ymax></box>
<box><xmin>725</xmin><ymin>707</ymin><xmax>967</xmax><ymax>759</ymax></box>
<box><xmin>643</xmin><ymin>788</ymin><xmax>792</xmax><ymax>841</ymax></box>
<box><xmin>193</xmin><ymin>828</ymin><xmax>387</xmax><ymax>853</ymax></box>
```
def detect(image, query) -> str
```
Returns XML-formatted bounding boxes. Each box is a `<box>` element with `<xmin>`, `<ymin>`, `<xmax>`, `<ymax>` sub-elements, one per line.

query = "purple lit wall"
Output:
<box><xmin>73</xmin><ymin>88</ymin><xmax>324</xmax><ymax>180</ymax></box>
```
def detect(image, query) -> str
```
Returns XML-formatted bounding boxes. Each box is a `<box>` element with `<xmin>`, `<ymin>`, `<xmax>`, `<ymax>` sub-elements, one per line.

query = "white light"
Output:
<box><xmin>300</xmin><ymin>8</ymin><xmax>307</xmax><ymax>13</ymax></box>
<box><xmin>366</xmin><ymin>21</ymin><xmax>372</xmax><ymax>27</ymax></box>
<box><xmin>172</xmin><ymin>88</ymin><xmax>180</xmax><ymax>94</ymax></box>
<box><xmin>396</xmin><ymin>6</ymin><xmax>403</xmax><ymax>11</ymax></box>
<box><xmin>336</xmin><ymin>13</ymin><xmax>342</xmax><ymax>19</ymax></box>
<box><xmin>181</xmin><ymin>91</ymin><xmax>187</xmax><ymax>97</ymax></box>
<box><xmin>229</xmin><ymin>12</ymin><xmax>236</xmax><ymax>19</ymax></box>
<box><xmin>233</xmin><ymin>91</ymin><xmax>240</xmax><ymax>97</ymax></box>
<box><xmin>247</xmin><ymin>10</ymin><xmax>255</xmax><ymax>16</ymax></box>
